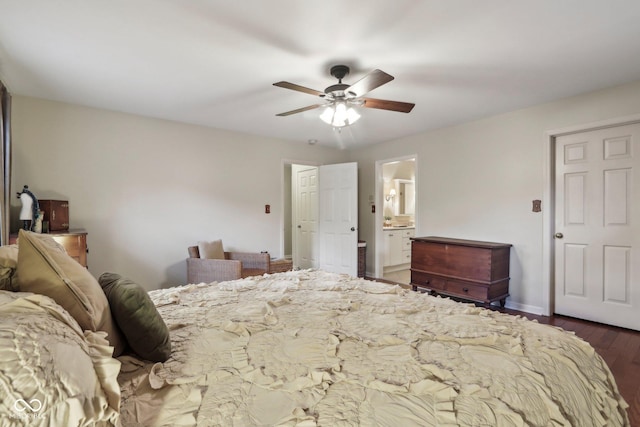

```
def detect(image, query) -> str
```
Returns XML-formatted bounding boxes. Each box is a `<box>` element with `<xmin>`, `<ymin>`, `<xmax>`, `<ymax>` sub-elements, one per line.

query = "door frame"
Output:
<box><xmin>542</xmin><ymin>113</ymin><xmax>640</xmax><ymax>316</ymax></box>
<box><xmin>374</xmin><ymin>154</ymin><xmax>418</xmax><ymax>280</ymax></box>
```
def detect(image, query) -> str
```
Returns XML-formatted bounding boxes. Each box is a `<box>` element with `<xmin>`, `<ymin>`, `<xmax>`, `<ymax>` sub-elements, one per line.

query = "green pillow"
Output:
<box><xmin>99</xmin><ymin>272</ymin><xmax>171</xmax><ymax>362</ymax></box>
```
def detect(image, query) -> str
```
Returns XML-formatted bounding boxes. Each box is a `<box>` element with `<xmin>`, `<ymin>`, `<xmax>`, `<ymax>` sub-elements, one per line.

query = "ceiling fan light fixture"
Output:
<box><xmin>320</xmin><ymin>102</ymin><xmax>361</xmax><ymax>128</ymax></box>
<box><xmin>275</xmin><ymin>65</ymin><xmax>414</xmax><ymax>126</ymax></box>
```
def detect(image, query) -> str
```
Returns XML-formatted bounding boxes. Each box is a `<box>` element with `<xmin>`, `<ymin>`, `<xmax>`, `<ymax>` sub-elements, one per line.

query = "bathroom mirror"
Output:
<box><xmin>396</xmin><ymin>179</ymin><xmax>415</xmax><ymax>215</ymax></box>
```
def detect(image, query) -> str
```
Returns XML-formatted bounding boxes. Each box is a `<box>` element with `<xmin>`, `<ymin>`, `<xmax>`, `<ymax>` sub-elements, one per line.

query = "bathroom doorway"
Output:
<box><xmin>375</xmin><ymin>155</ymin><xmax>417</xmax><ymax>284</ymax></box>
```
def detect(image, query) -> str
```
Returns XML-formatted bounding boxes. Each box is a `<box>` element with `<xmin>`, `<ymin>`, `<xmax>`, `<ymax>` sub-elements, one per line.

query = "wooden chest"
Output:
<box><xmin>410</xmin><ymin>236</ymin><xmax>511</xmax><ymax>306</ymax></box>
<box><xmin>38</xmin><ymin>199</ymin><xmax>69</xmax><ymax>231</ymax></box>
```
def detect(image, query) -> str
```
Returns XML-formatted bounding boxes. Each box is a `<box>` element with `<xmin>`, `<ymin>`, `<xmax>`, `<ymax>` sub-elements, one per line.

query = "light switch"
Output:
<box><xmin>265</xmin><ymin>204</ymin><xmax>270</xmax><ymax>214</ymax></box>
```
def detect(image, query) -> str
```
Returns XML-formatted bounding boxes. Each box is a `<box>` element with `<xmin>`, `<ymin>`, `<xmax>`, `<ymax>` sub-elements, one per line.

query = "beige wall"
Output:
<box><xmin>349</xmin><ymin>79</ymin><xmax>640</xmax><ymax>313</ymax></box>
<box><xmin>11</xmin><ymin>97</ymin><xmax>347</xmax><ymax>289</ymax></box>
<box><xmin>12</xmin><ymin>78</ymin><xmax>640</xmax><ymax>310</ymax></box>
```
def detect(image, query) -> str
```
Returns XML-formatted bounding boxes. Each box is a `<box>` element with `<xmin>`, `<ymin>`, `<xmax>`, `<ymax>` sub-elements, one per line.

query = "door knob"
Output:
<box><xmin>351</xmin><ymin>227</ymin><xmax>356</xmax><ymax>231</ymax></box>
<box><xmin>554</xmin><ymin>232</ymin><xmax>564</xmax><ymax>239</ymax></box>
<box><xmin>297</xmin><ymin>225</ymin><xmax>302</xmax><ymax>229</ymax></box>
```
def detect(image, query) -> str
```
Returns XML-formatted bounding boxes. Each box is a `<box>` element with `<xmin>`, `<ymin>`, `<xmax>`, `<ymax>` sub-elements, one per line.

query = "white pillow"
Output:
<box><xmin>198</xmin><ymin>239</ymin><xmax>225</xmax><ymax>259</ymax></box>
<box><xmin>0</xmin><ymin>291</ymin><xmax>121</xmax><ymax>426</ymax></box>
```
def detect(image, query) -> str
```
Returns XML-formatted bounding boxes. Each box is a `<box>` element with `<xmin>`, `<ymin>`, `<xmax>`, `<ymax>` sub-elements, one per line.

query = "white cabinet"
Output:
<box><xmin>383</xmin><ymin>230</ymin><xmax>403</xmax><ymax>266</ymax></box>
<box><xmin>401</xmin><ymin>228</ymin><xmax>414</xmax><ymax>264</ymax></box>
<box><xmin>383</xmin><ymin>228</ymin><xmax>415</xmax><ymax>267</ymax></box>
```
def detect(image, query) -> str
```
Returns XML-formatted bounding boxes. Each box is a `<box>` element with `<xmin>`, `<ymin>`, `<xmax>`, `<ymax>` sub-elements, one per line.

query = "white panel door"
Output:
<box><xmin>555</xmin><ymin>123</ymin><xmax>640</xmax><ymax>330</ymax></box>
<box><xmin>292</xmin><ymin>165</ymin><xmax>319</xmax><ymax>270</ymax></box>
<box><xmin>319</xmin><ymin>162</ymin><xmax>358</xmax><ymax>276</ymax></box>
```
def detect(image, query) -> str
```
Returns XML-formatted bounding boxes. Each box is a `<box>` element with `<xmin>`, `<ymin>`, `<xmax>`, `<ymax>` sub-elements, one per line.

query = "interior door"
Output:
<box><xmin>555</xmin><ymin>123</ymin><xmax>640</xmax><ymax>330</ymax></box>
<box><xmin>319</xmin><ymin>162</ymin><xmax>358</xmax><ymax>276</ymax></box>
<box><xmin>292</xmin><ymin>165</ymin><xmax>319</xmax><ymax>269</ymax></box>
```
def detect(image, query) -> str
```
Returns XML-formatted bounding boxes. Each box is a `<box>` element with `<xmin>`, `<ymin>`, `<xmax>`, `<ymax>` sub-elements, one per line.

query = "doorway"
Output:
<box><xmin>282</xmin><ymin>161</ymin><xmax>359</xmax><ymax>277</ymax></box>
<box><xmin>544</xmin><ymin>116</ymin><xmax>640</xmax><ymax>331</ymax></box>
<box><xmin>375</xmin><ymin>155</ymin><xmax>417</xmax><ymax>284</ymax></box>
<box><xmin>291</xmin><ymin>164</ymin><xmax>319</xmax><ymax>269</ymax></box>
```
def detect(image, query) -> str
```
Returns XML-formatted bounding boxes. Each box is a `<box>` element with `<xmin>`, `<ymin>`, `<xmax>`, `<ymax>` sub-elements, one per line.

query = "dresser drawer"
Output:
<box><xmin>50</xmin><ymin>232</ymin><xmax>87</xmax><ymax>268</ymax></box>
<box><xmin>401</xmin><ymin>229</ymin><xmax>415</xmax><ymax>238</ymax></box>
<box><xmin>411</xmin><ymin>271</ymin><xmax>445</xmax><ymax>291</ymax></box>
<box><xmin>444</xmin><ymin>280</ymin><xmax>488</xmax><ymax>301</ymax></box>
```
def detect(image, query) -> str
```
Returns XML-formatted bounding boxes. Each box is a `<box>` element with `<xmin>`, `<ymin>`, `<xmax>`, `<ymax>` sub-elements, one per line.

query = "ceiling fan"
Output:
<box><xmin>273</xmin><ymin>65</ymin><xmax>415</xmax><ymax>127</ymax></box>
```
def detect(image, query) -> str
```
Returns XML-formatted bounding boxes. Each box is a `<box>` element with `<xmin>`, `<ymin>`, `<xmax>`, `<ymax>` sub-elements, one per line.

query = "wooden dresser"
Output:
<box><xmin>410</xmin><ymin>236</ymin><xmax>511</xmax><ymax>306</ymax></box>
<box><xmin>10</xmin><ymin>229</ymin><xmax>88</xmax><ymax>268</ymax></box>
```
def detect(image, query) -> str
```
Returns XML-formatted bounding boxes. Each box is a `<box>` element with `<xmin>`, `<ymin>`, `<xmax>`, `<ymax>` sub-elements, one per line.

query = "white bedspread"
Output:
<box><xmin>118</xmin><ymin>270</ymin><xmax>629</xmax><ymax>426</ymax></box>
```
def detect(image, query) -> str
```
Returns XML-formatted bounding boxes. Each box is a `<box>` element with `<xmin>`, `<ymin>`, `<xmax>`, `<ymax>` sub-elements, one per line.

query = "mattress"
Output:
<box><xmin>117</xmin><ymin>269</ymin><xmax>629</xmax><ymax>426</ymax></box>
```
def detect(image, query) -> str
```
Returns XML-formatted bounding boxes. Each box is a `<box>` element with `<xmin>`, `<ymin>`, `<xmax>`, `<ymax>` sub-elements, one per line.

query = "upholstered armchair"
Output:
<box><xmin>187</xmin><ymin>243</ymin><xmax>270</xmax><ymax>284</ymax></box>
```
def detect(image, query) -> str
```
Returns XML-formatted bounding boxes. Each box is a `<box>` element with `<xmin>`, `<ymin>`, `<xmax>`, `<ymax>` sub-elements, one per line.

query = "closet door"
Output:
<box><xmin>555</xmin><ymin>123</ymin><xmax>640</xmax><ymax>330</ymax></box>
<box><xmin>319</xmin><ymin>162</ymin><xmax>358</xmax><ymax>276</ymax></box>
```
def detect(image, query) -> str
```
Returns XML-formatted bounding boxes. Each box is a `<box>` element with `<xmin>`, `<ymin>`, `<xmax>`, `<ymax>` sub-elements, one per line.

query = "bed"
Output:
<box><xmin>0</xmin><ymin>231</ymin><xmax>630</xmax><ymax>426</ymax></box>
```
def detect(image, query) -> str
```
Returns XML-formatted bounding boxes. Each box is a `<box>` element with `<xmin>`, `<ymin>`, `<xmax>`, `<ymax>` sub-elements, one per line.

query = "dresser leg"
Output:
<box><xmin>500</xmin><ymin>298</ymin><xmax>506</xmax><ymax>307</ymax></box>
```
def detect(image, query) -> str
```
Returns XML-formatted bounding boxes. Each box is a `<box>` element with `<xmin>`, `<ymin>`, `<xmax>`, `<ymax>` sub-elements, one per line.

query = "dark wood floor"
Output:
<box><xmin>497</xmin><ymin>308</ymin><xmax>640</xmax><ymax>426</ymax></box>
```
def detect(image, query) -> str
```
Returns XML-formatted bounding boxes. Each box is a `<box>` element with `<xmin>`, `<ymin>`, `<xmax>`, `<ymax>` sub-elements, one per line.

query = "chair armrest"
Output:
<box><xmin>226</xmin><ymin>252</ymin><xmax>270</xmax><ymax>272</ymax></box>
<box><xmin>187</xmin><ymin>258</ymin><xmax>242</xmax><ymax>283</ymax></box>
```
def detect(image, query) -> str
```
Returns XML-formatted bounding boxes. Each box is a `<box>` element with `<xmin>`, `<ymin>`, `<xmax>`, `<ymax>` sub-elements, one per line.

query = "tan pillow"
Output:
<box><xmin>15</xmin><ymin>230</ymin><xmax>125</xmax><ymax>356</ymax></box>
<box><xmin>198</xmin><ymin>239</ymin><xmax>225</xmax><ymax>259</ymax></box>
<box><xmin>0</xmin><ymin>244</ymin><xmax>19</xmax><ymax>291</ymax></box>
<box><xmin>0</xmin><ymin>238</ymin><xmax>66</xmax><ymax>291</ymax></box>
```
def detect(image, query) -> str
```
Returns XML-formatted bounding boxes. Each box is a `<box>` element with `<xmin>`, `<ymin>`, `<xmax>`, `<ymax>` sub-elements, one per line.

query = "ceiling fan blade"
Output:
<box><xmin>273</xmin><ymin>81</ymin><xmax>324</xmax><ymax>97</ymax></box>
<box><xmin>362</xmin><ymin>97</ymin><xmax>415</xmax><ymax>113</ymax></box>
<box><xmin>276</xmin><ymin>104</ymin><xmax>324</xmax><ymax>116</ymax></box>
<box><xmin>345</xmin><ymin>69</ymin><xmax>394</xmax><ymax>97</ymax></box>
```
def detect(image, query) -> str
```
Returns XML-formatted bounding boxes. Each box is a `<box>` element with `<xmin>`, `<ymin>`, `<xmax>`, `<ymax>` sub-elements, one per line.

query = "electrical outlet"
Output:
<box><xmin>532</xmin><ymin>200</ymin><xmax>541</xmax><ymax>212</ymax></box>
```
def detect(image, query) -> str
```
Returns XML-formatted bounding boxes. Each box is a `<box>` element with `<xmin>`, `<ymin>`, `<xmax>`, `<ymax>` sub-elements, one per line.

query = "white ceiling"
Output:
<box><xmin>2</xmin><ymin>1</ymin><xmax>640</xmax><ymax>149</ymax></box>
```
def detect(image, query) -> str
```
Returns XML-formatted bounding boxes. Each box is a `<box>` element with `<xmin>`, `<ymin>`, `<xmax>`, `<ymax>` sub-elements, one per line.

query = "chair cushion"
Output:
<box><xmin>99</xmin><ymin>272</ymin><xmax>172</xmax><ymax>362</ymax></box>
<box><xmin>198</xmin><ymin>239</ymin><xmax>225</xmax><ymax>259</ymax></box>
<box><xmin>15</xmin><ymin>230</ymin><xmax>125</xmax><ymax>356</ymax></box>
